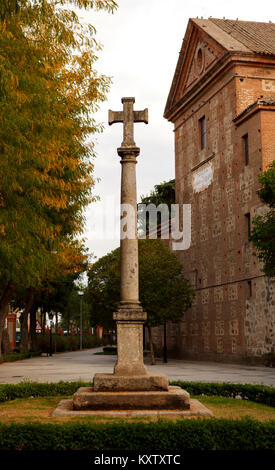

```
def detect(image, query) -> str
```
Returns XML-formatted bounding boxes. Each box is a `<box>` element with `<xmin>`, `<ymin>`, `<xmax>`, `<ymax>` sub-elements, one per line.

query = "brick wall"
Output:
<box><xmin>261</xmin><ymin>110</ymin><xmax>275</xmax><ymax>169</ymax></box>
<box><xmin>157</xmin><ymin>49</ymin><xmax>275</xmax><ymax>363</ymax></box>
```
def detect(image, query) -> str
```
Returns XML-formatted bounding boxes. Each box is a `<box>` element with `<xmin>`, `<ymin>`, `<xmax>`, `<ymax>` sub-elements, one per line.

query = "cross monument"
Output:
<box><xmin>109</xmin><ymin>97</ymin><xmax>148</xmax><ymax>376</ymax></box>
<box><xmin>92</xmin><ymin>97</ymin><xmax>169</xmax><ymax>390</ymax></box>
<box><xmin>71</xmin><ymin>98</ymin><xmax>192</xmax><ymax>413</ymax></box>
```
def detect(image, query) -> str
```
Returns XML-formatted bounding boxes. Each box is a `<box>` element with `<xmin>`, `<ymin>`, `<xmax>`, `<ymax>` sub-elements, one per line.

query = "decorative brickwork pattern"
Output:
<box><xmin>158</xmin><ymin>18</ymin><xmax>275</xmax><ymax>363</ymax></box>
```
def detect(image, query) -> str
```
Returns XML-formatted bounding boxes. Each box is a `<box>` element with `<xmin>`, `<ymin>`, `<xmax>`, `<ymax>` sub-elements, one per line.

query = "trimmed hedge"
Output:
<box><xmin>0</xmin><ymin>381</ymin><xmax>92</xmax><ymax>402</ymax></box>
<box><xmin>0</xmin><ymin>419</ymin><xmax>274</xmax><ymax>450</ymax></box>
<box><xmin>103</xmin><ymin>346</ymin><xmax>117</xmax><ymax>354</ymax></box>
<box><xmin>0</xmin><ymin>380</ymin><xmax>273</xmax><ymax>407</ymax></box>
<box><xmin>170</xmin><ymin>381</ymin><xmax>275</xmax><ymax>407</ymax></box>
<box><xmin>0</xmin><ymin>351</ymin><xmax>42</xmax><ymax>363</ymax></box>
<box><xmin>0</xmin><ymin>381</ymin><xmax>274</xmax><ymax>450</ymax></box>
<box><xmin>37</xmin><ymin>334</ymin><xmax>102</xmax><ymax>353</ymax></box>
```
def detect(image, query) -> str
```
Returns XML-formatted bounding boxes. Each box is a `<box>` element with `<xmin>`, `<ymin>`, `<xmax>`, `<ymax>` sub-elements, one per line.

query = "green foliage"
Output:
<box><xmin>139</xmin><ymin>179</ymin><xmax>175</xmax><ymax>207</ymax></box>
<box><xmin>250</xmin><ymin>161</ymin><xmax>275</xmax><ymax>277</ymax></box>
<box><xmin>0</xmin><ymin>1</ymin><xmax>117</xmax><ymax>280</ymax></box>
<box><xmin>50</xmin><ymin>281</ymin><xmax>90</xmax><ymax>330</ymax></box>
<box><xmin>0</xmin><ymin>379</ymin><xmax>274</xmax><ymax>451</ymax></box>
<box><xmin>0</xmin><ymin>350</ymin><xmax>42</xmax><ymax>363</ymax></box>
<box><xmin>0</xmin><ymin>0</ymin><xmax>118</xmax><ymax>354</ymax></box>
<box><xmin>102</xmin><ymin>346</ymin><xmax>117</xmax><ymax>354</ymax></box>
<box><xmin>138</xmin><ymin>179</ymin><xmax>175</xmax><ymax>235</ymax></box>
<box><xmin>0</xmin><ymin>0</ymin><xmax>104</xmax><ymax>287</ymax></box>
<box><xmin>0</xmin><ymin>419</ymin><xmax>274</xmax><ymax>450</ymax></box>
<box><xmin>86</xmin><ymin>249</ymin><xmax>120</xmax><ymax>329</ymax></box>
<box><xmin>257</xmin><ymin>161</ymin><xmax>275</xmax><ymax>208</ymax></box>
<box><xmin>36</xmin><ymin>333</ymin><xmax>102</xmax><ymax>353</ymax></box>
<box><xmin>0</xmin><ymin>381</ymin><xmax>92</xmax><ymax>403</ymax></box>
<box><xmin>0</xmin><ymin>380</ymin><xmax>273</xmax><ymax>407</ymax></box>
<box><xmin>139</xmin><ymin>239</ymin><xmax>194</xmax><ymax>326</ymax></box>
<box><xmin>86</xmin><ymin>239</ymin><xmax>194</xmax><ymax>328</ymax></box>
<box><xmin>251</xmin><ymin>211</ymin><xmax>275</xmax><ymax>276</ymax></box>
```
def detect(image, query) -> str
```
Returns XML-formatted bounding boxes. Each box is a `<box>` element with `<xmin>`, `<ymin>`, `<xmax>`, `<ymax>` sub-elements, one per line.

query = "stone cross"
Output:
<box><xmin>109</xmin><ymin>97</ymin><xmax>148</xmax><ymax>376</ymax></box>
<box><xmin>109</xmin><ymin>97</ymin><xmax>148</xmax><ymax>147</ymax></box>
<box><xmin>72</xmin><ymin>97</ymin><xmax>191</xmax><ymax>406</ymax></box>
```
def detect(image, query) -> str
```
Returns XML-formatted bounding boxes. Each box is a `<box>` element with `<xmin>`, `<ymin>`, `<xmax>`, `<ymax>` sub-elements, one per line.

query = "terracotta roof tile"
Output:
<box><xmin>209</xmin><ymin>18</ymin><xmax>275</xmax><ymax>55</ymax></box>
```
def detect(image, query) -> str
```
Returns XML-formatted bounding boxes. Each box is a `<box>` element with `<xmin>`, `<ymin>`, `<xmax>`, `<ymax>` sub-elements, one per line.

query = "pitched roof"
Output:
<box><xmin>208</xmin><ymin>18</ymin><xmax>275</xmax><ymax>55</ymax></box>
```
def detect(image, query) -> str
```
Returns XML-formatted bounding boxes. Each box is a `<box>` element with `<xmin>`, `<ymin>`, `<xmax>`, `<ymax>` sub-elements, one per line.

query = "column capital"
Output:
<box><xmin>117</xmin><ymin>146</ymin><xmax>140</xmax><ymax>159</ymax></box>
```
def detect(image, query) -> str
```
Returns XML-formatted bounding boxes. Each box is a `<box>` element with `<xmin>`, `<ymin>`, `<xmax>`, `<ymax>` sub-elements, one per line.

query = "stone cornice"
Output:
<box><xmin>233</xmin><ymin>99</ymin><xmax>275</xmax><ymax>126</ymax></box>
<box><xmin>191</xmin><ymin>152</ymin><xmax>215</xmax><ymax>172</ymax></box>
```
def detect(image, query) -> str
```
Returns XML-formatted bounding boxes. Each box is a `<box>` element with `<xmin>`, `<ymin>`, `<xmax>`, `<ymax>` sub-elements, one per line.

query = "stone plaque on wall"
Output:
<box><xmin>192</xmin><ymin>161</ymin><xmax>214</xmax><ymax>193</ymax></box>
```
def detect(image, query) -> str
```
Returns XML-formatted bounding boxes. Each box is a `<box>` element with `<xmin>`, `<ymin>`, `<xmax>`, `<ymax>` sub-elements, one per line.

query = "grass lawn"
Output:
<box><xmin>194</xmin><ymin>395</ymin><xmax>275</xmax><ymax>421</ymax></box>
<box><xmin>0</xmin><ymin>395</ymin><xmax>274</xmax><ymax>424</ymax></box>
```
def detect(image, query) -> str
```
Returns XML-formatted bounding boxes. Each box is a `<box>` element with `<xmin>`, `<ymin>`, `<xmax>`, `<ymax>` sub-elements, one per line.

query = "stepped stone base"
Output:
<box><xmin>52</xmin><ymin>398</ymin><xmax>213</xmax><ymax>418</ymax></box>
<box><xmin>93</xmin><ymin>373</ymin><xmax>169</xmax><ymax>392</ymax></box>
<box><xmin>73</xmin><ymin>386</ymin><xmax>190</xmax><ymax>411</ymax></box>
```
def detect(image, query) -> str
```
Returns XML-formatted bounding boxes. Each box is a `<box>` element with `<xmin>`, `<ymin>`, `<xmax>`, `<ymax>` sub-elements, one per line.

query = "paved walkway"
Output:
<box><xmin>0</xmin><ymin>347</ymin><xmax>274</xmax><ymax>386</ymax></box>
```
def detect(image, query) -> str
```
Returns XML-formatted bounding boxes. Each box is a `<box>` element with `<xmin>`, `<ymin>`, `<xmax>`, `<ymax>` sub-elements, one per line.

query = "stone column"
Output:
<box><xmin>114</xmin><ymin>146</ymin><xmax>147</xmax><ymax>376</ymax></box>
<box><xmin>92</xmin><ymin>97</ymin><xmax>169</xmax><ymax>392</ymax></box>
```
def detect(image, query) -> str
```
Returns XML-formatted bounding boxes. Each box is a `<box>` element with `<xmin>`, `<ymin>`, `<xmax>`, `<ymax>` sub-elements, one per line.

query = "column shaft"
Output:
<box><xmin>120</xmin><ymin>158</ymin><xmax>139</xmax><ymax>302</ymax></box>
<box><xmin>113</xmin><ymin>146</ymin><xmax>147</xmax><ymax>376</ymax></box>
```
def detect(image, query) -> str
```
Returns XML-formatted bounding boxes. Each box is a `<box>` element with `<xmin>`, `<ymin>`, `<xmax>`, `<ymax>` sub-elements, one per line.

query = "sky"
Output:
<box><xmin>80</xmin><ymin>0</ymin><xmax>275</xmax><ymax>261</ymax></box>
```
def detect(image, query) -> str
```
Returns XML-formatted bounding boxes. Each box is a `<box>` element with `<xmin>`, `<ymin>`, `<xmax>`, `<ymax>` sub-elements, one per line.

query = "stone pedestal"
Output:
<box><xmin>113</xmin><ymin>303</ymin><xmax>147</xmax><ymax>376</ymax></box>
<box><xmin>73</xmin><ymin>386</ymin><xmax>190</xmax><ymax>411</ymax></box>
<box><xmin>90</xmin><ymin>304</ymin><xmax>170</xmax><ymax>394</ymax></box>
<box><xmin>93</xmin><ymin>373</ymin><xmax>169</xmax><ymax>392</ymax></box>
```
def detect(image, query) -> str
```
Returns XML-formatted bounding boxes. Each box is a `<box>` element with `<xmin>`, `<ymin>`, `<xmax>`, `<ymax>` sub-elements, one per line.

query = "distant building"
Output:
<box><xmin>159</xmin><ymin>18</ymin><xmax>275</xmax><ymax>363</ymax></box>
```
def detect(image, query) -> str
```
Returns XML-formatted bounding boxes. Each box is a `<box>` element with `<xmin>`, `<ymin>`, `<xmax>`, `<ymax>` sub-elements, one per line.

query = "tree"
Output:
<box><xmin>250</xmin><ymin>161</ymin><xmax>275</xmax><ymax>277</ymax></box>
<box><xmin>0</xmin><ymin>0</ymin><xmax>117</xmax><ymax>355</ymax></box>
<box><xmin>11</xmin><ymin>241</ymin><xmax>88</xmax><ymax>352</ymax></box>
<box><xmin>56</xmin><ymin>282</ymin><xmax>90</xmax><ymax>334</ymax></box>
<box><xmin>86</xmin><ymin>239</ymin><xmax>194</xmax><ymax>363</ymax></box>
<box><xmin>86</xmin><ymin>249</ymin><xmax>119</xmax><ymax>330</ymax></box>
<box><xmin>138</xmin><ymin>179</ymin><xmax>175</xmax><ymax>236</ymax></box>
<box><xmin>140</xmin><ymin>179</ymin><xmax>175</xmax><ymax>207</ymax></box>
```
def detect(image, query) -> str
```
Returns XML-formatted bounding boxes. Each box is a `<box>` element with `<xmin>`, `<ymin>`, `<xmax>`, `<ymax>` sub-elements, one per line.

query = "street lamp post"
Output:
<box><xmin>78</xmin><ymin>292</ymin><xmax>83</xmax><ymax>350</ymax></box>
<box><xmin>48</xmin><ymin>312</ymin><xmax>54</xmax><ymax>357</ymax></box>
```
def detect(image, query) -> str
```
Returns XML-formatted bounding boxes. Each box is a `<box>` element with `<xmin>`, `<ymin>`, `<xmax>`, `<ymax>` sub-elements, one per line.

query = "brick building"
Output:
<box><xmin>158</xmin><ymin>18</ymin><xmax>275</xmax><ymax>363</ymax></box>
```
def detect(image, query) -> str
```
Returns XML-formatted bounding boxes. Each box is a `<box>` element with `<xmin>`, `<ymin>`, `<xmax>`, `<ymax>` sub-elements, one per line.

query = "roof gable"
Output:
<box><xmin>176</xmin><ymin>24</ymin><xmax>228</xmax><ymax>103</ymax></box>
<box><xmin>164</xmin><ymin>19</ymin><xmax>229</xmax><ymax>119</ymax></box>
<box><xmin>164</xmin><ymin>18</ymin><xmax>275</xmax><ymax>121</ymax></box>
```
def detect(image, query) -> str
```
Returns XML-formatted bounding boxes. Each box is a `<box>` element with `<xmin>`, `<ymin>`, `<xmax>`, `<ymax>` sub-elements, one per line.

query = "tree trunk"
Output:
<box><xmin>30</xmin><ymin>304</ymin><xmax>38</xmax><ymax>351</ymax></box>
<box><xmin>163</xmin><ymin>321</ymin><xmax>167</xmax><ymax>363</ymax></box>
<box><xmin>0</xmin><ymin>282</ymin><xmax>15</xmax><ymax>359</ymax></box>
<box><xmin>147</xmin><ymin>325</ymin><xmax>155</xmax><ymax>365</ymax></box>
<box><xmin>20</xmin><ymin>288</ymin><xmax>34</xmax><ymax>354</ymax></box>
<box><xmin>67</xmin><ymin>311</ymin><xmax>70</xmax><ymax>334</ymax></box>
<box><xmin>20</xmin><ymin>310</ymin><xmax>29</xmax><ymax>354</ymax></box>
<box><xmin>42</xmin><ymin>310</ymin><xmax>46</xmax><ymax>335</ymax></box>
<box><xmin>2</xmin><ymin>329</ymin><xmax>12</xmax><ymax>355</ymax></box>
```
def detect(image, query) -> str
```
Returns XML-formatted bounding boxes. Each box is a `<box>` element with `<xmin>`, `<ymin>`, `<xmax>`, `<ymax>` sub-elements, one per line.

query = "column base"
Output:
<box><xmin>113</xmin><ymin>303</ymin><xmax>147</xmax><ymax>376</ymax></box>
<box><xmin>93</xmin><ymin>373</ymin><xmax>169</xmax><ymax>392</ymax></box>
